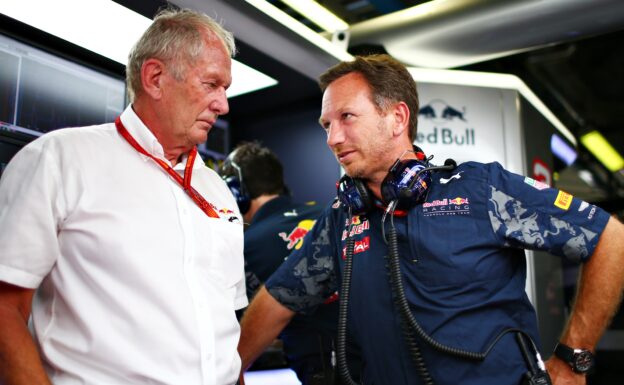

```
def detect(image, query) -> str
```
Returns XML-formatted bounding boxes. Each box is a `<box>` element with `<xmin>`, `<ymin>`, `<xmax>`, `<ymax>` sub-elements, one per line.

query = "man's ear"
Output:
<box><xmin>391</xmin><ymin>101</ymin><xmax>411</xmax><ymax>138</ymax></box>
<box><xmin>141</xmin><ymin>58</ymin><xmax>165</xmax><ymax>100</ymax></box>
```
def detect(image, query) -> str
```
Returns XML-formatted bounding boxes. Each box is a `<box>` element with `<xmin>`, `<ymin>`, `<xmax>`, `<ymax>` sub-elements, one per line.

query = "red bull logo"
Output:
<box><xmin>344</xmin><ymin>216</ymin><xmax>362</xmax><ymax>226</ymax></box>
<box><xmin>448</xmin><ymin>197</ymin><xmax>469</xmax><ymax>205</ymax></box>
<box><xmin>279</xmin><ymin>219</ymin><xmax>316</xmax><ymax>250</ymax></box>
<box><xmin>341</xmin><ymin>219</ymin><xmax>370</xmax><ymax>240</ymax></box>
<box><xmin>218</xmin><ymin>208</ymin><xmax>235</xmax><ymax>215</ymax></box>
<box><xmin>423</xmin><ymin>196</ymin><xmax>471</xmax><ymax>217</ymax></box>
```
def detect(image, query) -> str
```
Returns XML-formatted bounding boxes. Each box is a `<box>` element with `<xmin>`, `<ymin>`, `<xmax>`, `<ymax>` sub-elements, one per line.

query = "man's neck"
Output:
<box><xmin>244</xmin><ymin>194</ymin><xmax>279</xmax><ymax>224</ymax></box>
<box><xmin>131</xmin><ymin>101</ymin><xmax>186</xmax><ymax>167</ymax></box>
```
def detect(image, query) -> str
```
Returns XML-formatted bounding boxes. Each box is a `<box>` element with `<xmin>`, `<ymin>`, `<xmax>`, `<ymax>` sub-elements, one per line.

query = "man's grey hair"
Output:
<box><xmin>126</xmin><ymin>8</ymin><xmax>236</xmax><ymax>102</ymax></box>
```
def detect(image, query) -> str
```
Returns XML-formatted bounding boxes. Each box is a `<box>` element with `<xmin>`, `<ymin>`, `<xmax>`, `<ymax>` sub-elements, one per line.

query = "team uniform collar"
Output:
<box><xmin>250</xmin><ymin>195</ymin><xmax>293</xmax><ymax>225</ymax></box>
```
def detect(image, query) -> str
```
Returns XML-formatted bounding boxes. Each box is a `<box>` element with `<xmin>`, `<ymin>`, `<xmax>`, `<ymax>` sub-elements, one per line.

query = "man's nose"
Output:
<box><xmin>326</xmin><ymin>123</ymin><xmax>345</xmax><ymax>147</ymax></box>
<box><xmin>211</xmin><ymin>87</ymin><xmax>229</xmax><ymax>115</ymax></box>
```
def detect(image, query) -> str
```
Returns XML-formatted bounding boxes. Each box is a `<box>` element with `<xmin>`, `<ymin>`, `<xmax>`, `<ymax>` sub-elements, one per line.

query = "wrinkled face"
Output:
<box><xmin>159</xmin><ymin>31</ymin><xmax>231</xmax><ymax>151</ymax></box>
<box><xmin>319</xmin><ymin>72</ymin><xmax>396</xmax><ymax>181</ymax></box>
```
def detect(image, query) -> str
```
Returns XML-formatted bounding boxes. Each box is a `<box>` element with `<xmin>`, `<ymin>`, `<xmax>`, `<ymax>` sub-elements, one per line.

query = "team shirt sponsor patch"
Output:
<box><xmin>342</xmin><ymin>236</ymin><xmax>370</xmax><ymax>259</ymax></box>
<box><xmin>524</xmin><ymin>177</ymin><xmax>549</xmax><ymax>190</ymax></box>
<box><xmin>341</xmin><ymin>218</ymin><xmax>370</xmax><ymax>240</ymax></box>
<box><xmin>423</xmin><ymin>196</ymin><xmax>471</xmax><ymax>217</ymax></box>
<box><xmin>554</xmin><ymin>190</ymin><xmax>573</xmax><ymax>210</ymax></box>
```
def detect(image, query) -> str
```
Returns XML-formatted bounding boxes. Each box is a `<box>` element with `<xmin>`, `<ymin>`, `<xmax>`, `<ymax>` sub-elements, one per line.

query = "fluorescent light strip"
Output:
<box><xmin>407</xmin><ymin>67</ymin><xmax>577</xmax><ymax>146</ymax></box>
<box><xmin>551</xmin><ymin>134</ymin><xmax>577</xmax><ymax>166</ymax></box>
<box><xmin>280</xmin><ymin>0</ymin><xmax>348</xmax><ymax>33</ymax></box>
<box><xmin>580</xmin><ymin>131</ymin><xmax>624</xmax><ymax>172</ymax></box>
<box><xmin>1</xmin><ymin>0</ymin><xmax>277</xmax><ymax>98</ymax></box>
<box><xmin>245</xmin><ymin>0</ymin><xmax>353</xmax><ymax>61</ymax></box>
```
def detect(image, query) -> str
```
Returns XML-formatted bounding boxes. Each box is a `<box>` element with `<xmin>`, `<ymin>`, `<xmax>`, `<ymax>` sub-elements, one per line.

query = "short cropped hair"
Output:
<box><xmin>319</xmin><ymin>54</ymin><xmax>419</xmax><ymax>141</ymax></box>
<box><xmin>126</xmin><ymin>8</ymin><xmax>236</xmax><ymax>102</ymax></box>
<box><xmin>221</xmin><ymin>142</ymin><xmax>286</xmax><ymax>199</ymax></box>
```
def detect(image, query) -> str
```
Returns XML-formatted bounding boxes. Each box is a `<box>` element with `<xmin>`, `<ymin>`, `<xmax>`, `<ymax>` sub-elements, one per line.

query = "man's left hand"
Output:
<box><xmin>545</xmin><ymin>357</ymin><xmax>586</xmax><ymax>385</ymax></box>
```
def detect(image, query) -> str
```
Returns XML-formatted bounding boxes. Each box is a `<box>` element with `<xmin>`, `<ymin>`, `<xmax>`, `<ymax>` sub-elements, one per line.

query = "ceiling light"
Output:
<box><xmin>580</xmin><ymin>130</ymin><xmax>624</xmax><ymax>172</ymax></box>
<box><xmin>245</xmin><ymin>0</ymin><xmax>353</xmax><ymax>61</ymax></box>
<box><xmin>1</xmin><ymin>0</ymin><xmax>277</xmax><ymax>98</ymax></box>
<box><xmin>577</xmin><ymin>169</ymin><xmax>597</xmax><ymax>188</ymax></box>
<box><xmin>279</xmin><ymin>0</ymin><xmax>348</xmax><ymax>33</ymax></box>
<box><xmin>551</xmin><ymin>134</ymin><xmax>577</xmax><ymax>166</ymax></box>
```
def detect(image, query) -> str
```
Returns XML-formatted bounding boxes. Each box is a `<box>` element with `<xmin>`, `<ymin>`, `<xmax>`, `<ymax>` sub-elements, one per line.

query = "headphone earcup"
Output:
<box><xmin>224</xmin><ymin>175</ymin><xmax>251</xmax><ymax>214</ymax></box>
<box><xmin>381</xmin><ymin>159</ymin><xmax>431</xmax><ymax>209</ymax></box>
<box><xmin>336</xmin><ymin>175</ymin><xmax>374</xmax><ymax>215</ymax></box>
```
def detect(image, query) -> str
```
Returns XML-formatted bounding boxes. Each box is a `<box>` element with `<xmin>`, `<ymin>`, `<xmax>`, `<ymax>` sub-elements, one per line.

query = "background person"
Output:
<box><xmin>221</xmin><ymin>141</ymin><xmax>361</xmax><ymax>385</ymax></box>
<box><xmin>237</xmin><ymin>54</ymin><xmax>624</xmax><ymax>385</ymax></box>
<box><xmin>0</xmin><ymin>8</ymin><xmax>246</xmax><ymax>385</ymax></box>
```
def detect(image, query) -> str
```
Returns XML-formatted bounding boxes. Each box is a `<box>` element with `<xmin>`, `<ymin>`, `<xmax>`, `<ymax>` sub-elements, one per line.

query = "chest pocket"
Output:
<box><xmin>405</xmin><ymin>182</ymin><xmax>510</xmax><ymax>287</ymax></box>
<box><xmin>197</xmin><ymin>216</ymin><xmax>245</xmax><ymax>289</ymax></box>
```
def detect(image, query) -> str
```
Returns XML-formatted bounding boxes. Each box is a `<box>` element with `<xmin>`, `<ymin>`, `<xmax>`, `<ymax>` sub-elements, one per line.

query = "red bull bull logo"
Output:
<box><xmin>344</xmin><ymin>216</ymin><xmax>362</xmax><ymax>226</ymax></box>
<box><xmin>279</xmin><ymin>219</ymin><xmax>316</xmax><ymax>250</ymax></box>
<box><xmin>449</xmin><ymin>197</ymin><xmax>469</xmax><ymax>205</ymax></box>
<box><xmin>218</xmin><ymin>208</ymin><xmax>235</xmax><ymax>215</ymax></box>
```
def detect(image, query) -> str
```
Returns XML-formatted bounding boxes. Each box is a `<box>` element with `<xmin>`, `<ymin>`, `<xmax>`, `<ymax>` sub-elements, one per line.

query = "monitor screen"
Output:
<box><xmin>0</xmin><ymin>33</ymin><xmax>126</xmax><ymax>137</ymax></box>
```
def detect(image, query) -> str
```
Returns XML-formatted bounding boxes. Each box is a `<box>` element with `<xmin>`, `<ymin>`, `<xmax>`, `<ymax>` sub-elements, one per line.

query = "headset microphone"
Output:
<box><xmin>397</xmin><ymin>158</ymin><xmax>458</xmax><ymax>201</ymax></box>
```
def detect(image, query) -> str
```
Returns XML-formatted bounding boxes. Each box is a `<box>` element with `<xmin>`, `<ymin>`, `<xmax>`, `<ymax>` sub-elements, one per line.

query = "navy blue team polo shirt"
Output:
<box><xmin>265</xmin><ymin>161</ymin><xmax>610</xmax><ymax>385</ymax></box>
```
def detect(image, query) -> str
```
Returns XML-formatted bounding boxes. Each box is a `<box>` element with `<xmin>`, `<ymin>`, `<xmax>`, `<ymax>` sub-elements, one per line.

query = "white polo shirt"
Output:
<box><xmin>0</xmin><ymin>106</ymin><xmax>247</xmax><ymax>385</ymax></box>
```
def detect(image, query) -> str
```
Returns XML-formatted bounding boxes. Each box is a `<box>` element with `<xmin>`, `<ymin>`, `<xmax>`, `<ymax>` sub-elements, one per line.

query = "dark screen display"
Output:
<box><xmin>0</xmin><ymin>33</ymin><xmax>125</xmax><ymax>137</ymax></box>
<box><xmin>0</xmin><ymin>50</ymin><xmax>18</xmax><ymax>125</ymax></box>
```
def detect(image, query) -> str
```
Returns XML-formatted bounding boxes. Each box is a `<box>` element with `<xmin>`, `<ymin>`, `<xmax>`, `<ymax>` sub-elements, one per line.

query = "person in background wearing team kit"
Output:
<box><xmin>0</xmin><ymin>8</ymin><xmax>247</xmax><ymax>385</ymax></box>
<box><xmin>221</xmin><ymin>141</ymin><xmax>361</xmax><ymax>385</ymax></box>
<box><xmin>237</xmin><ymin>54</ymin><xmax>624</xmax><ymax>385</ymax></box>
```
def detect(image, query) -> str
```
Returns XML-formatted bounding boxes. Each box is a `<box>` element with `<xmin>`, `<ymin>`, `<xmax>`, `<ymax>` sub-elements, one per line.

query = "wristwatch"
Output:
<box><xmin>553</xmin><ymin>342</ymin><xmax>595</xmax><ymax>374</ymax></box>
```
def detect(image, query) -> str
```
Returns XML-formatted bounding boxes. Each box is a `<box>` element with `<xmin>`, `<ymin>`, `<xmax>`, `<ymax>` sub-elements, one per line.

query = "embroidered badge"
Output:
<box><xmin>554</xmin><ymin>190</ymin><xmax>573</xmax><ymax>210</ymax></box>
<box><xmin>578</xmin><ymin>201</ymin><xmax>589</xmax><ymax>212</ymax></box>
<box><xmin>524</xmin><ymin>177</ymin><xmax>549</xmax><ymax>190</ymax></box>
<box><xmin>342</xmin><ymin>236</ymin><xmax>370</xmax><ymax>259</ymax></box>
<box><xmin>341</xmin><ymin>219</ymin><xmax>370</xmax><ymax>240</ymax></box>
<box><xmin>423</xmin><ymin>197</ymin><xmax>471</xmax><ymax>217</ymax></box>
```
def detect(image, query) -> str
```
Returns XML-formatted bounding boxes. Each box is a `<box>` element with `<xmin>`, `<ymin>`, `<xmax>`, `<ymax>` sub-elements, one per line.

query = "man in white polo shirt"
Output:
<box><xmin>0</xmin><ymin>8</ymin><xmax>246</xmax><ymax>385</ymax></box>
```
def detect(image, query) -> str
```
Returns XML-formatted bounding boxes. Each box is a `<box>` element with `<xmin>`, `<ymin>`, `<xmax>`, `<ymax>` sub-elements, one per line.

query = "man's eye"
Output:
<box><xmin>342</xmin><ymin>113</ymin><xmax>353</xmax><ymax>120</ymax></box>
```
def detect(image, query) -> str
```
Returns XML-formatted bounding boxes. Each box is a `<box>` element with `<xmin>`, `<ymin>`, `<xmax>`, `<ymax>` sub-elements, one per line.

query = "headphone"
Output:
<box><xmin>337</xmin><ymin>148</ymin><xmax>457</xmax><ymax>215</ymax></box>
<box><xmin>221</xmin><ymin>152</ymin><xmax>251</xmax><ymax>215</ymax></box>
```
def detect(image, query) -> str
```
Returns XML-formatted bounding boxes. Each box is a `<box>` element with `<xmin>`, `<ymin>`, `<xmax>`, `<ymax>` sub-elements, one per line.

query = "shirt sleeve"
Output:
<box><xmin>0</xmin><ymin>138</ymin><xmax>65</xmax><ymax>288</ymax></box>
<box><xmin>265</xmin><ymin>209</ymin><xmax>339</xmax><ymax>315</ymax></box>
<box><xmin>486</xmin><ymin>162</ymin><xmax>610</xmax><ymax>263</ymax></box>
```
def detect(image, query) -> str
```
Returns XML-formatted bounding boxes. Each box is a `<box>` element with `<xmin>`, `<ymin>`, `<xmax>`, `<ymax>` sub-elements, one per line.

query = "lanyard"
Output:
<box><xmin>115</xmin><ymin>117</ymin><xmax>219</xmax><ymax>219</ymax></box>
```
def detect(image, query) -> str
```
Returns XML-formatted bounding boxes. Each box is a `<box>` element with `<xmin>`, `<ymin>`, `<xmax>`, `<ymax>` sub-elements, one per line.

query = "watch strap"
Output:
<box><xmin>554</xmin><ymin>342</ymin><xmax>575</xmax><ymax>362</ymax></box>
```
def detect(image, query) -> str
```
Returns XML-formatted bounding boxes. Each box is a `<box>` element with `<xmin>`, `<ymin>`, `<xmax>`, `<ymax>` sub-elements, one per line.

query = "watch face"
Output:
<box><xmin>573</xmin><ymin>350</ymin><xmax>595</xmax><ymax>373</ymax></box>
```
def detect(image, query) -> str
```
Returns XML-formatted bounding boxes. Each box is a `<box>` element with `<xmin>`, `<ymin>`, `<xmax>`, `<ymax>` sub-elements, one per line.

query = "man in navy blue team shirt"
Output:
<box><xmin>222</xmin><ymin>142</ymin><xmax>360</xmax><ymax>384</ymax></box>
<box><xmin>237</xmin><ymin>56</ymin><xmax>624</xmax><ymax>385</ymax></box>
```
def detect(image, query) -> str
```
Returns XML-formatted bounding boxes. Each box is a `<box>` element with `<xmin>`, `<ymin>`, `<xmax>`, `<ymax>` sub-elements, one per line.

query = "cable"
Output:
<box><xmin>336</xmin><ymin>209</ymin><xmax>359</xmax><ymax>385</ymax></box>
<box><xmin>385</xmin><ymin>200</ymin><xmax>536</xmax><ymax>360</ymax></box>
